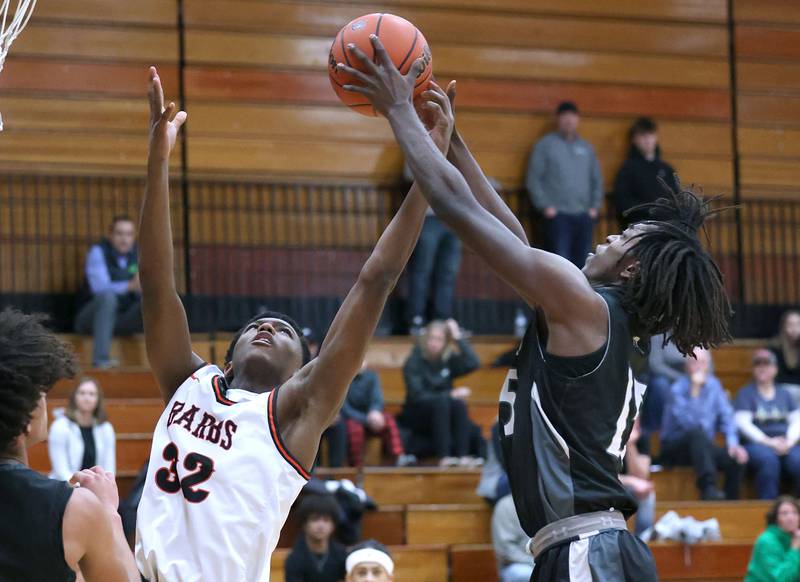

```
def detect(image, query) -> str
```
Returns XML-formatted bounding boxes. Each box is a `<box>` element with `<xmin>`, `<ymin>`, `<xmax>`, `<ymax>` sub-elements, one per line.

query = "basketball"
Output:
<box><xmin>328</xmin><ymin>13</ymin><xmax>433</xmax><ymax>117</ymax></box>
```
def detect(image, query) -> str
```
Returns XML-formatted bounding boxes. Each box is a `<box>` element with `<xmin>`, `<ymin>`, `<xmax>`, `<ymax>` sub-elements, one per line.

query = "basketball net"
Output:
<box><xmin>0</xmin><ymin>0</ymin><xmax>37</xmax><ymax>131</ymax></box>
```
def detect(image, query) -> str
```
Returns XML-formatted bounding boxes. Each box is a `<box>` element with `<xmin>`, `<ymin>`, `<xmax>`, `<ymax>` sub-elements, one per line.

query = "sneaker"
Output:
<box><xmin>396</xmin><ymin>454</ymin><xmax>417</xmax><ymax>467</ymax></box>
<box><xmin>700</xmin><ymin>486</ymin><xmax>725</xmax><ymax>501</ymax></box>
<box><xmin>439</xmin><ymin>456</ymin><xmax>460</xmax><ymax>468</ymax></box>
<box><xmin>94</xmin><ymin>359</ymin><xmax>120</xmax><ymax>370</ymax></box>
<box><xmin>409</xmin><ymin>316</ymin><xmax>425</xmax><ymax>336</ymax></box>
<box><xmin>459</xmin><ymin>456</ymin><xmax>485</xmax><ymax>468</ymax></box>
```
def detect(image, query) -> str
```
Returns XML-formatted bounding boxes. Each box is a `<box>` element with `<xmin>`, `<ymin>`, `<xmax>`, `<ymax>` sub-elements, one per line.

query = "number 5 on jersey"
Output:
<box><xmin>155</xmin><ymin>442</ymin><xmax>215</xmax><ymax>503</ymax></box>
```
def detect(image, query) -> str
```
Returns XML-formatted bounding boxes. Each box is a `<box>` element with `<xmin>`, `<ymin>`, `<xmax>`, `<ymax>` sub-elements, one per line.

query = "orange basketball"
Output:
<box><xmin>328</xmin><ymin>13</ymin><xmax>433</xmax><ymax>117</ymax></box>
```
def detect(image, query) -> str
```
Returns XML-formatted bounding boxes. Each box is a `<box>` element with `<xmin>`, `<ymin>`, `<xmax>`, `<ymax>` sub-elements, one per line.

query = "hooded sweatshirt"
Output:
<box><xmin>612</xmin><ymin>145</ymin><xmax>677</xmax><ymax>229</ymax></box>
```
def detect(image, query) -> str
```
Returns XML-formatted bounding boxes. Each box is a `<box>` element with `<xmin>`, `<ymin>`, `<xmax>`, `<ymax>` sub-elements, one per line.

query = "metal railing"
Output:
<box><xmin>0</xmin><ymin>173</ymin><xmax>797</xmax><ymax>336</ymax></box>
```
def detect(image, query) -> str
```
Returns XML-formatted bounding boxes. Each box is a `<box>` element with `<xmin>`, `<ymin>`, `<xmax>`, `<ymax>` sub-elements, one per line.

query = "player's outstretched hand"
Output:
<box><xmin>69</xmin><ymin>466</ymin><xmax>119</xmax><ymax>514</ymax></box>
<box><xmin>147</xmin><ymin>66</ymin><xmax>187</xmax><ymax>161</ymax></box>
<box><xmin>417</xmin><ymin>80</ymin><xmax>456</xmax><ymax>153</ymax></box>
<box><xmin>338</xmin><ymin>35</ymin><xmax>424</xmax><ymax>118</ymax></box>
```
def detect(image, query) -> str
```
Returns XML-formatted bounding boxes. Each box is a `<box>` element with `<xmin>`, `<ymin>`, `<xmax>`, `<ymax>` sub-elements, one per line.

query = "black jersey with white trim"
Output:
<box><xmin>498</xmin><ymin>286</ymin><xmax>647</xmax><ymax>536</ymax></box>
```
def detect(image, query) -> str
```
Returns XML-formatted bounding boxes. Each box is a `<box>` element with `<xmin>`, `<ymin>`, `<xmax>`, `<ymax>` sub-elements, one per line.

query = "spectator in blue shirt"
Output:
<box><xmin>660</xmin><ymin>348</ymin><xmax>748</xmax><ymax>500</ymax></box>
<box><xmin>735</xmin><ymin>349</ymin><xmax>800</xmax><ymax>500</ymax></box>
<box><xmin>74</xmin><ymin>216</ymin><xmax>142</xmax><ymax>368</ymax></box>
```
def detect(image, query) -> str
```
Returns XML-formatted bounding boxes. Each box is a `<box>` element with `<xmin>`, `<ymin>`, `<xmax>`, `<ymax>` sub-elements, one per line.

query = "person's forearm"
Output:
<box><xmin>448</xmin><ymin>130</ymin><xmax>528</xmax><ymax>244</ymax></box>
<box><xmin>139</xmin><ymin>157</ymin><xmax>177</xmax><ymax>296</ymax></box>
<box><xmin>386</xmin><ymin>104</ymin><xmax>477</xmax><ymax>226</ymax></box>
<box><xmin>787</xmin><ymin>411</ymin><xmax>800</xmax><ymax>446</ymax></box>
<box><xmin>108</xmin><ymin>513</ymin><xmax>140</xmax><ymax>582</ymax></box>
<box><xmin>735</xmin><ymin>411</ymin><xmax>769</xmax><ymax>444</ymax></box>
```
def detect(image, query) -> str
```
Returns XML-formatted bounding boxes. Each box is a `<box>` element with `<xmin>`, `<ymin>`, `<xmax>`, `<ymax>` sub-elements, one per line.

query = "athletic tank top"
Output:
<box><xmin>135</xmin><ymin>364</ymin><xmax>309</xmax><ymax>582</ymax></box>
<box><xmin>0</xmin><ymin>461</ymin><xmax>76</xmax><ymax>581</ymax></box>
<box><xmin>498</xmin><ymin>287</ymin><xmax>648</xmax><ymax>536</ymax></box>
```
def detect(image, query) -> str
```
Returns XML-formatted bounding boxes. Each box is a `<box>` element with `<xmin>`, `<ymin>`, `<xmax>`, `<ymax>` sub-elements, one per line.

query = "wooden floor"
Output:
<box><xmin>37</xmin><ymin>334</ymin><xmax>766</xmax><ymax>581</ymax></box>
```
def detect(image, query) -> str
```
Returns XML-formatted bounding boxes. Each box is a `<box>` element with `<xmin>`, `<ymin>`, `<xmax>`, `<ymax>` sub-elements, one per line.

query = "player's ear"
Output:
<box><xmin>620</xmin><ymin>261</ymin><xmax>639</xmax><ymax>281</ymax></box>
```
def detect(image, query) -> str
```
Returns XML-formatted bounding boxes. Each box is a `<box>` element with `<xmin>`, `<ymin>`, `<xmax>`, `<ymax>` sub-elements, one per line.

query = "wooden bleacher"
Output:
<box><xmin>25</xmin><ymin>333</ymin><xmax>769</xmax><ymax>579</ymax></box>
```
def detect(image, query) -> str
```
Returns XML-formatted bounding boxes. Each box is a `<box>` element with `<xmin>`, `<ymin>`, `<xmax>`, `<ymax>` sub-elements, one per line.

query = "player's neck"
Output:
<box><xmin>305</xmin><ymin>534</ymin><xmax>329</xmax><ymax>554</ymax></box>
<box><xmin>0</xmin><ymin>439</ymin><xmax>28</xmax><ymax>466</ymax></box>
<box><xmin>228</xmin><ymin>370</ymin><xmax>281</xmax><ymax>393</ymax></box>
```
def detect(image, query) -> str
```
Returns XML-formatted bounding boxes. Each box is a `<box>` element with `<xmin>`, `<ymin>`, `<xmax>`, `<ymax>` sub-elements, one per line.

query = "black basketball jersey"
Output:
<box><xmin>0</xmin><ymin>461</ymin><xmax>76</xmax><ymax>582</ymax></box>
<box><xmin>498</xmin><ymin>286</ymin><xmax>647</xmax><ymax>536</ymax></box>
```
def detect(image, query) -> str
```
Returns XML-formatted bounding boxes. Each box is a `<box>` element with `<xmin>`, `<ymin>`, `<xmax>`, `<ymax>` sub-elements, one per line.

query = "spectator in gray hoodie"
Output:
<box><xmin>525</xmin><ymin>101</ymin><xmax>603</xmax><ymax>268</ymax></box>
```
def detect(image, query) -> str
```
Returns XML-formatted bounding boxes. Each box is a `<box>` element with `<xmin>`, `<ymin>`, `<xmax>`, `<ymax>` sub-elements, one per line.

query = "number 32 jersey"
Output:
<box><xmin>135</xmin><ymin>364</ymin><xmax>309</xmax><ymax>582</ymax></box>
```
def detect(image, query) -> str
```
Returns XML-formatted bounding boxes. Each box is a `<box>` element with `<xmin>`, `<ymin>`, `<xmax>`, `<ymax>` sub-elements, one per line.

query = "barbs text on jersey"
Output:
<box><xmin>166</xmin><ymin>400</ymin><xmax>238</xmax><ymax>450</ymax></box>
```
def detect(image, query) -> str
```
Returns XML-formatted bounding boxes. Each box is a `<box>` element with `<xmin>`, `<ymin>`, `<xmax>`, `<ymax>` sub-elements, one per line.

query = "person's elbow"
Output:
<box><xmin>357</xmin><ymin>257</ymin><xmax>402</xmax><ymax>293</ymax></box>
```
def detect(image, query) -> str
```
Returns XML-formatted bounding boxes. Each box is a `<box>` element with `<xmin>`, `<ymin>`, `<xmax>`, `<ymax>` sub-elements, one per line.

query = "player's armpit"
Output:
<box><xmin>63</xmin><ymin>488</ymin><xmax>140</xmax><ymax>582</ymax></box>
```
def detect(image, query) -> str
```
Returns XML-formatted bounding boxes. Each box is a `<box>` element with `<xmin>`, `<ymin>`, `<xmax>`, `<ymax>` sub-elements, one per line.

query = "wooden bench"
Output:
<box><xmin>406</xmin><ymin>504</ymin><xmax>491</xmax><ymax>545</ymax></box>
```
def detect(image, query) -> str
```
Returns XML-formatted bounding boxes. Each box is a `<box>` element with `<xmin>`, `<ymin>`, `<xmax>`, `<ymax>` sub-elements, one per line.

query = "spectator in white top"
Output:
<box><xmin>735</xmin><ymin>349</ymin><xmax>800</xmax><ymax>499</ymax></box>
<box><xmin>48</xmin><ymin>377</ymin><xmax>115</xmax><ymax>481</ymax></box>
<box><xmin>492</xmin><ymin>494</ymin><xmax>534</xmax><ymax>582</ymax></box>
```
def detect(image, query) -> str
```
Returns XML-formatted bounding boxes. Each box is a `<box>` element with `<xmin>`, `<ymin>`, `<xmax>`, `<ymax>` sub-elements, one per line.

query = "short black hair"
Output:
<box><xmin>622</xmin><ymin>176</ymin><xmax>733</xmax><ymax>356</ymax></box>
<box><xmin>348</xmin><ymin>539</ymin><xmax>392</xmax><ymax>559</ymax></box>
<box><xmin>556</xmin><ymin>101</ymin><xmax>579</xmax><ymax>115</ymax></box>
<box><xmin>766</xmin><ymin>496</ymin><xmax>800</xmax><ymax>526</ymax></box>
<box><xmin>224</xmin><ymin>310</ymin><xmax>311</xmax><ymax>368</ymax></box>
<box><xmin>110</xmin><ymin>215</ymin><xmax>134</xmax><ymax>228</ymax></box>
<box><xmin>629</xmin><ymin>117</ymin><xmax>657</xmax><ymax>138</ymax></box>
<box><xmin>0</xmin><ymin>309</ymin><xmax>77</xmax><ymax>453</ymax></box>
<box><xmin>296</xmin><ymin>494</ymin><xmax>341</xmax><ymax>527</ymax></box>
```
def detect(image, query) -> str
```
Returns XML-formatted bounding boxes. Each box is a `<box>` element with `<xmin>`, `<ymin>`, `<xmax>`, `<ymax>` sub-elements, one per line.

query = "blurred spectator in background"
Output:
<box><xmin>612</xmin><ymin>117</ymin><xmax>678</xmax><ymax>230</ymax></box>
<box><xmin>639</xmin><ymin>334</ymin><xmax>715</xmax><ymax>439</ymax></box>
<box><xmin>48</xmin><ymin>377</ymin><xmax>115</xmax><ymax>481</ymax></box>
<box><xmin>342</xmin><ymin>361</ymin><xmax>415</xmax><ymax>467</ymax></box>
<box><xmin>619</xmin><ymin>419</ymin><xmax>655</xmax><ymax>538</ymax></box>
<box><xmin>492</xmin><ymin>494</ymin><xmax>534</xmax><ymax>582</ymax></box>
<box><xmin>525</xmin><ymin>101</ymin><xmax>603</xmax><ymax>268</ymax></box>
<box><xmin>345</xmin><ymin>540</ymin><xmax>394</xmax><ymax>582</ymax></box>
<box><xmin>320</xmin><ymin>417</ymin><xmax>347</xmax><ymax>468</ymax></box>
<box><xmin>75</xmin><ymin>215</ymin><xmax>142</xmax><ymax>368</ymax></box>
<box><xmin>745</xmin><ymin>496</ymin><xmax>800</xmax><ymax>582</ymax></box>
<box><xmin>402</xmin><ymin>163</ymin><xmax>462</xmax><ymax>335</ymax></box>
<box><xmin>772</xmin><ymin>310</ymin><xmax>800</xmax><ymax>401</ymax></box>
<box><xmin>477</xmin><ymin>422</ymin><xmax>510</xmax><ymax>505</ymax></box>
<box><xmin>735</xmin><ymin>349</ymin><xmax>800</xmax><ymax>500</ymax></box>
<box><xmin>302</xmin><ymin>327</ymin><xmax>320</xmax><ymax>360</ymax></box>
<box><xmin>659</xmin><ymin>349</ymin><xmax>747</xmax><ymax>500</ymax></box>
<box><xmin>400</xmin><ymin>319</ymin><xmax>485</xmax><ymax>467</ymax></box>
<box><xmin>285</xmin><ymin>495</ymin><xmax>347</xmax><ymax>582</ymax></box>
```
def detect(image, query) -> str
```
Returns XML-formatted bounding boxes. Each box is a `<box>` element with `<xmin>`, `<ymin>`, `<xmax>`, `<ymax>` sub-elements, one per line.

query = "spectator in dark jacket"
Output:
<box><xmin>735</xmin><ymin>349</ymin><xmax>800</xmax><ymax>499</ymax></box>
<box><xmin>401</xmin><ymin>319</ymin><xmax>484</xmax><ymax>467</ymax></box>
<box><xmin>612</xmin><ymin>117</ymin><xmax>678</xmax><ymax>229</ymax></box>
<box><xmin>773</xmin><ymin>310</ymin><xmax>800</xmax><ymax>401</ymax></box>
<box><xmin>342</xmin><ymin>362</ymin><xmax>414</xmax><ymax>467</ymax></box>
<box><xmin>285</xmin><ymin>495</ymin><xmax>347</xmax><ymax>582</ymax></box>
<box><xmin>660</xmin><ymin>348</ymin><xmax>748</xmax><ymax>500</ymax></box>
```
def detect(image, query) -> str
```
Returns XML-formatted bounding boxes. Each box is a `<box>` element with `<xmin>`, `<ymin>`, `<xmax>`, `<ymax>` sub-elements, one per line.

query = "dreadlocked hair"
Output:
<box><xmin>0</xmin><ymin>308</ymin><xmax>77</xmax><ymax>453</ymax></box>
<box><xmin>621</xmin><ymin>176</ymin><xmax>733</xmax><ymax>356</ymax></box>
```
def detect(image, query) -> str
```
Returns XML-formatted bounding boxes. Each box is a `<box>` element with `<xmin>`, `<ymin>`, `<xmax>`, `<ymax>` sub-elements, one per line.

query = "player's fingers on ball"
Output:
<box><xmin>446</xmin><ymin>80</ymin><xmax>457</xmax><ymax>99</ymax></box>
<box><xmin>347</xmin><ymin>44</ymin><xmax>378</xmax><ymax>74</ymax></box>
<box><xmin>342</xmin><ymin>84</ymin><xmax>371</xmax><ymax>95</ymax></box>
<box><xmin>336</xmin><ymin>64</ymin><xmax>373</xmax><ymax>86</ymax></box>
<box><xmin>407</xmin><ymin>57</ymin><xmax>425</xmax><ymax>79</ymax></box>
<box><xmin>368</xmin><ymin>34</ymin><xmax>392</xmax><ymax>67</ymax></box>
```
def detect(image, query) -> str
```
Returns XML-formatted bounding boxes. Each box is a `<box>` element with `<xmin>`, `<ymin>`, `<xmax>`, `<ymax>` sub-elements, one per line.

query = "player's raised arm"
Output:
<box><xmin>277</xmin><ymin>78</ymin><xmax>455</xmax><ymax>470</ymax></box>
<box><xmin>343</xmin><ymin>37</ymin><xmax>604</xmax><ymax>329</ymax></box>
<box><xmin>441</xmin><ymin>81</ymin><xmax>529</xmax><ymax>245</ymax></box>
<box><xmin>140</xmin><ymin>67</ymin><xmax>204</xmax><ymax>402</ymax></box>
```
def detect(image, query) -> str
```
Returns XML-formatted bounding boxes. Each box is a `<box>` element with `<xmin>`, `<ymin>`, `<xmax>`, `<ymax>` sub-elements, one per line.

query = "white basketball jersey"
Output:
<box><xmin>135</xmin><ymin>364</ymin><xmax>309</xmax><ymax>582</ymax></box>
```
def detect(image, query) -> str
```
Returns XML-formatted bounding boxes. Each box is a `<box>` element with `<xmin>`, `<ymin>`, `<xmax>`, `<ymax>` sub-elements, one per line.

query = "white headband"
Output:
<box><xmin>345</xmin><ymin>548</ymin><xmax>394</xmax><ymax>575</ymax></box>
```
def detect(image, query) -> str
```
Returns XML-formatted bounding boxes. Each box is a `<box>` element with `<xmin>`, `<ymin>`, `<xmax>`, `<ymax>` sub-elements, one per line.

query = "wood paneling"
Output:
<box><xmin>0</xmin><ymin>96</ymin><xmax>147</xmax><ymax>133</ymax></box>
<box><xmin>738</xmin><ymin>94</ymin><xmax>800</xmax><ymax>126</ymax></box>
<box><xmin>33</xmin><ymin>0</ymin><xmax>177</xmax><ymax>26</ymax></box>
<box><xmin>739</xmin><ymin>127</ymin><xmax>800</xmax><ymax>158</ymax></box>
<box><xmin>12</xmin><ymin>24</ymin><xmax>177</xmax><ymax>63</ymax></box>
<box><xmin>406</xmin><ymin>504</ymin><xmax>491</xmax><ymax>545</ymax></box>
<box><xmin>186</xmin><ymin>1</ymin><xmax>727</xmax><ymax>57</ymax></box>
<box><xmin>734</xmin><ymin>0</ymin><xmax>800</xmax><ymax>26</ymax></box>
<box><xmin>741</xmin><ymin>159</ymin><xmax>800</xmax><ymax>188</ymax></box>
<box><xmin>738</xmin><ymin>62</ymin><xmax>800</xmax><ymax>93</ymax></box>
<box><xmin>736</xmin><ymin>26</ymin><xmax>800</xmax><ymax>61</ymax></box>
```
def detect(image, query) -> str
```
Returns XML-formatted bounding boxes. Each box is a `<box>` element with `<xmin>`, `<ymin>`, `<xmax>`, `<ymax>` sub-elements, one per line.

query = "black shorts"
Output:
<box><xmin>532</xmin><ymin>529</ymin><xmax>658</xmax><ymax>581</ymax></box>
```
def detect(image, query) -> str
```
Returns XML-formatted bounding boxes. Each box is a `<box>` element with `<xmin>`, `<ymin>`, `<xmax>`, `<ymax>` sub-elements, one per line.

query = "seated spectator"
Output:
<box><xmin>612</xmin><ymin>117</ymin><xmax>678</xmax><ymax>230</ymax></box>
<box><xmin>477</xmin><ymin>421</ymin><xmax>509</xmax><ymax>505</ymax></box>
<box><xmin>772</xmin><ymin>310</ymin><xmax>800</xmax><ymax>400</ymax></box>
<box><xmin>400</xmin><ymin>319</ymin><xmax>485</xmax><ymax>467</ymax></box>
<box><xmin>342</xmin><ymin>361</ymin><xmax>414</xmax><ymax>467</ymax></box>
<box><xmin>75</xmin><ymin>215</ymin><xmax>142</xmax><ymax>368</ymax></box>
<box><xmin>735</xmin><ymin>349</ymin><xmax>800</xmax><ymax>499</ymax></box>
<box><xmin>345</xmin><ymin>540</ymin><xmax>394</xmax><ymax>582</ymax></box>
<box><xmin>745</xmin><ymin>496</ymin><xmax>800</xmax><ymax>582</ymax></box>
<box><xmin>285</xmin><ymin>495</ymin><xmax>347</xmax><ymax>582</ymax></box>
<box><xmin>320</xmin><ymin>417</ymin><xmax>347</xmax><ymax>468</ymax></box>
<box><xmin>660</xmin><ymin>349</ymin><xmax>748</xmax><ymax>500</ymax></box>
<box><xmin>48</xmin><ymin>377</ymin><xmax>116</xmax><ymax>482</ymax></box>
<box><xmin>492</xmin><ymin>494</ymin><xmax>534</xmax><ymax>582</ymax></box>
<box><xmin>620</xmin><ymin>419</ymin><xmax>655</xmax><ymax>538</ymax></box>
